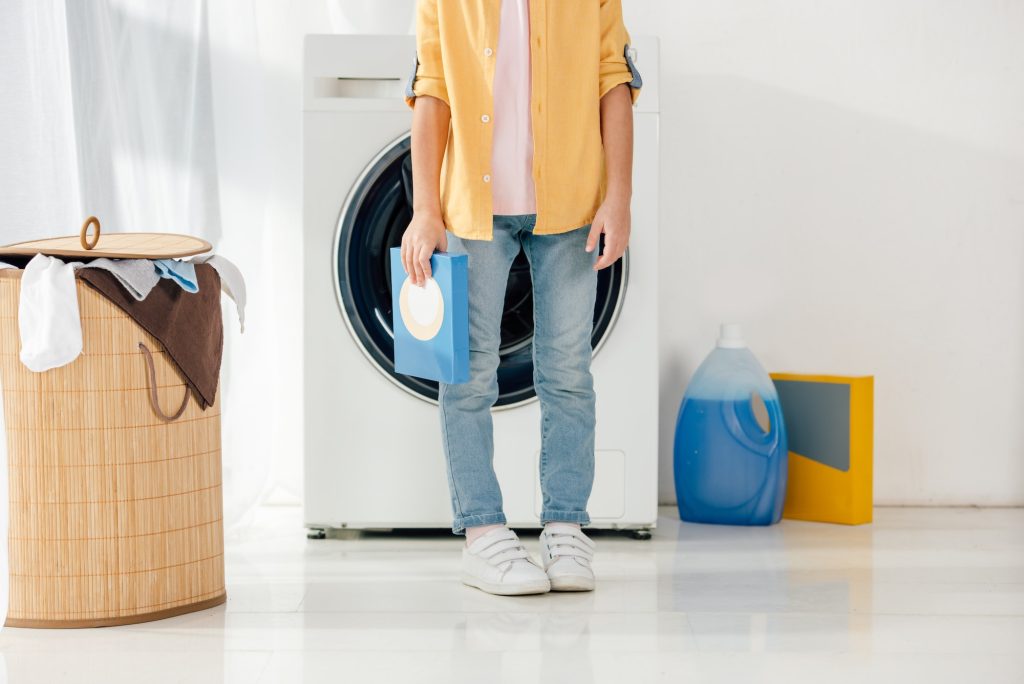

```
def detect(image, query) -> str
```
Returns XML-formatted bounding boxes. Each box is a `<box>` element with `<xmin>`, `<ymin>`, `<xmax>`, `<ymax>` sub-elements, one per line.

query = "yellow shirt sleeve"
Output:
<box><xmin>405</xmin><ymin>0</ymin><xmax>450</xmax><ymax>109</ymax></box>
<box><xmin>598</xmin><ymin>0</ymin><xmax>643</xmax><ymax>105</ymax></box>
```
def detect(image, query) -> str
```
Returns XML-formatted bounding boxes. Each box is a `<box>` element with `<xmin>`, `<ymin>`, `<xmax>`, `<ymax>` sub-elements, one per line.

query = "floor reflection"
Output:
<box><xmin>0</xmin><ymin>505</ymin><xmax>1020</xmax><ymax>683</ymax></box>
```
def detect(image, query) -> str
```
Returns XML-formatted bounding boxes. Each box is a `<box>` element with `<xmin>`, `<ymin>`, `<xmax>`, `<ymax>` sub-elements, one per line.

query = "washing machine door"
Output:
<box><xmin>334</xmin><ymin>132</ymin><xmax>626</xmax><ymax>409</ymax></box>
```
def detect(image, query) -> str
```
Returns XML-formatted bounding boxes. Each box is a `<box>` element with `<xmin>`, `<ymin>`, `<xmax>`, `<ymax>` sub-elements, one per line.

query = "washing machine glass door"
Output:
<box><xmin>334</xmin><ymin>132</ymin><xmax>626</xmax><ymax>408</ymax></box>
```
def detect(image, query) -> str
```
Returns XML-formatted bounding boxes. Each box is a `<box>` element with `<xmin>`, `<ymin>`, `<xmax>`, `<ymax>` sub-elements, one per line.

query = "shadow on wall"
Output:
<box><xmin>658</xmin><ymin>73</ymin><xmax>1024</xmax><ymax>505</ymax></box>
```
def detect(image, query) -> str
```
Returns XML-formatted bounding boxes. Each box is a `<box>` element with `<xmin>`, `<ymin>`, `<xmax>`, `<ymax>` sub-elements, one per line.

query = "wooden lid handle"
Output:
<box><xmin>80</xmin><ymin>216</ymin><xmax>100</xmax><ymax>250</ymax></box>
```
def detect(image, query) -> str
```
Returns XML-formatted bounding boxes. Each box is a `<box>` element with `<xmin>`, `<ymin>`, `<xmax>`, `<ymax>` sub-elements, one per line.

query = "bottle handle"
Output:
<box><xmin>721</xmin><ymin>390</ymin><xmax>783</xmax><ymax>457</ymax></box>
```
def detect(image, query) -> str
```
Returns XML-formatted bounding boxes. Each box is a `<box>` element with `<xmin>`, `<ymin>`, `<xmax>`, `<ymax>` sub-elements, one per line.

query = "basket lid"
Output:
<box><xmin>0</xmin><ymin>217</ymin><xmax>212</xmax><ymax>260</ymax></box>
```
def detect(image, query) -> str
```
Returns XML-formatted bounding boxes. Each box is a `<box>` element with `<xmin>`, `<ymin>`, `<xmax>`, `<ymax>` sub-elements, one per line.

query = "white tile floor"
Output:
<box><xmin>1</xmin><ymin>505</ymin><xmax>1023</xmax><ymax>684</ymax></box>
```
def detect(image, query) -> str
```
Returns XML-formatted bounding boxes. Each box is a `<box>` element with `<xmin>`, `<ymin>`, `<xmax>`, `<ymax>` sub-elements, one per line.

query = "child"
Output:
<box><xmin>402</xmin><ymin>0</ymin><xmax>642</xmax><ymax>595</ymax></box>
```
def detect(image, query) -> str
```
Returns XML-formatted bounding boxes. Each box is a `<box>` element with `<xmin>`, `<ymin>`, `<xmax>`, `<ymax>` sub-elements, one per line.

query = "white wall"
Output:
<box><xmin>213</xmin><ymin>0</ymin><xmax>1024</xmax><ymax>507</ymax></box>
<box><xmin>622</xmin><ymin>1</ymin><xmax>1024</xmax><ymax>505</ymax></box>
<box><xmin>8</xmin><ymin>1</ymin><xmax>1018</xmax><ymax>511</ymax></box>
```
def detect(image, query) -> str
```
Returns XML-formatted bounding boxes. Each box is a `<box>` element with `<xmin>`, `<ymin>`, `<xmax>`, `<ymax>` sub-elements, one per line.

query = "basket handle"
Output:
<box><xmin>80</xmin><ymin>216</ymin><xmax>101</xmax><ymax>250</ymax></box>
<box><xmin>138</xmin><ymin>342</ymin><xmax>190</xmax><ymax>422</ymax></box>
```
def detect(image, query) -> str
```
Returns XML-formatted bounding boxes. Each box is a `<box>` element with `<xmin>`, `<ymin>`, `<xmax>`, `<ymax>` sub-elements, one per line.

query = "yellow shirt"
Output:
<box><xmin>404</xmin><ymin>0</ymin><xmax>643</xmax><ymax>241</ymax></box>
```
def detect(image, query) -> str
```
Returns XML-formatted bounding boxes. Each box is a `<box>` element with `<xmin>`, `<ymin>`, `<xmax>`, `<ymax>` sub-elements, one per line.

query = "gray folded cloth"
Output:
<box><xmin>79</xmin><ymin>258</ymin><xmax>160</xmax><ymax>301</ymax></box>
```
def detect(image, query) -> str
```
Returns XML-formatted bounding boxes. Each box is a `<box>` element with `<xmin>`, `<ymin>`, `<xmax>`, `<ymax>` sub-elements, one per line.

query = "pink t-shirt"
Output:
<box><xmin>490</xmin><ymin>0</ymin><xmax>536</xmax><ymax>215</ymax></box>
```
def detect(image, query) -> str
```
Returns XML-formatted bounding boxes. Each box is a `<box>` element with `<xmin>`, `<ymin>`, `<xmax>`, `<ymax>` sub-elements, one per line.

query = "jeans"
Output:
<box><xmin>438</xmin><ymin>213</ymin><xmax>598</xmax><ymax>535</ymax></box>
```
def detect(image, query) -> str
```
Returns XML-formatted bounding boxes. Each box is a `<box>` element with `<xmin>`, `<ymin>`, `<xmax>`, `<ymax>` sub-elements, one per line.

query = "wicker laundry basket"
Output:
<box><xmin>0</xmin><ymin>269</ymin><xmax>226</xmax><ymax>628</ymax></box>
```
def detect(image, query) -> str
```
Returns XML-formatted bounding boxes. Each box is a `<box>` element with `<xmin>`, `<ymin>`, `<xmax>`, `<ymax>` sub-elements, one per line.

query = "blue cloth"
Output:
<box><xmin>153</xmin><ymin>259</ymin><xmax>199</xmax><ymax>293</ymax></box>
<box><xmin>438</xmin><ymin>213</ymin><xmax>598</xmax><ymax>535</ymax></box>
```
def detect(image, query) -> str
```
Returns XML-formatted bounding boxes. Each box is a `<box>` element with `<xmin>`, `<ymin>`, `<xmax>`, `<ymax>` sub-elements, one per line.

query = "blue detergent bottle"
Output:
<box><xmin>674</xmin><ymin>324</ymin><xmax>788</xmax><ymax>525</ymax></box>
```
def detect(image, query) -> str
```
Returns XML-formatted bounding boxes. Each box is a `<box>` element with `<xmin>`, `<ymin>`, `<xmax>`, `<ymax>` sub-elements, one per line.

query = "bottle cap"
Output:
<box><xmin>716</xmin><ymin>323</ymin><xmax>746</xmax><ymax>349</ymax></box>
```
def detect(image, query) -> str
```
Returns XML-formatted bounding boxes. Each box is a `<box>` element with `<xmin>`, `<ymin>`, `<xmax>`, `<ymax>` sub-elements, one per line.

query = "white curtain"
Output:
<box><xmin>0</xmin><ymin>0</ymin><xmax>81</xmax><ymax>641</ymax></box>
<box><xmin>0</xmin><ymin>0</ymin><xmax>81</xmax><ymax>239</ymax></box>
<box><xmin>0</xmin><ymin>0</ymin><xmax>416</xmax><ymax>540</ymax></box>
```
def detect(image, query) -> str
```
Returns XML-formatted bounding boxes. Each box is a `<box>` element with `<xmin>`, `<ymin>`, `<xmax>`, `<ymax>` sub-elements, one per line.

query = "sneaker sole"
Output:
<box><xmin>548</xmin><ymin>575</ymin><xmax>596</xmax><ymax>592</ymax></box>
<box><xmin>461</xmin><ymin>575</ymin><xmax>551</xmax><ymax>596</ymax></box>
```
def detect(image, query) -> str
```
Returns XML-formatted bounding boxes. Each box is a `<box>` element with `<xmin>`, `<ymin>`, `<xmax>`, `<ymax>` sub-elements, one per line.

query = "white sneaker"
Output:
<box><xmin>462</xmin><ymin>527</ymin><xmax>551</xmax><ymax>596</ymax></box>
<box><xmin>539</xmin><ymin>523</ymin><xmax>596</xmax><ymax>591</ymax></box>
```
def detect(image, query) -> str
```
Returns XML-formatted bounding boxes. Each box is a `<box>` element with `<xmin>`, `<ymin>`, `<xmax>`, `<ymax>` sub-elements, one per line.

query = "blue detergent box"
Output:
<box><xmin>389</xmin><ymin>248</ymin><xmax>469</xmax><ymax>384</ymax></box>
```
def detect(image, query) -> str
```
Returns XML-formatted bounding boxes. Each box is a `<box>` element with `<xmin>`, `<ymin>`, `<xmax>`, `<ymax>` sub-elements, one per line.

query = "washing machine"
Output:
<box><xmin>302</xmin><ymin>34</ymin><xmax>659</xmax><ymax>536</ymax></box>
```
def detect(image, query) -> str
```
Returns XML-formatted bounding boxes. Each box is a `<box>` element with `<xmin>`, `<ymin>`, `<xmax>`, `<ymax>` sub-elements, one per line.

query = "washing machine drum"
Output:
<box><xmin>334</xmin><ymin>133</ymin><xmax>626</xmax><ymax>408</ymax></box>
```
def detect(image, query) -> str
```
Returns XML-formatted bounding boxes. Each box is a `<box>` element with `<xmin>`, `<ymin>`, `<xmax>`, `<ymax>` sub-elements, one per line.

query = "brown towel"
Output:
<box><xmin>78</xmin><ymin>264</ymin><xmax>224</xmax><ymax>409</ymax></box>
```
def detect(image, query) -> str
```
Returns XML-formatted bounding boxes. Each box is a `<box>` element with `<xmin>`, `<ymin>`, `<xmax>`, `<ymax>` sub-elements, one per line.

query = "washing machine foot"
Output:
<box><xmin>627</xmin><ymin>528</ymin><xmax>653</xmax><ymax>540</ymax></box>
<box><xmin>306</xmin><ymin>528</ymin><xmax>327</xmax><ymax>540</ymax></box>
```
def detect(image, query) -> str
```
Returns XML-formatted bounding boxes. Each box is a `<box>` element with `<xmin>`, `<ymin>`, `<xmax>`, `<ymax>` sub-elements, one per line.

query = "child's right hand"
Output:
<box><xmin>401</xmin><ymin>211</ymin><xmax>448</xmax><ymax>287</ymax></box>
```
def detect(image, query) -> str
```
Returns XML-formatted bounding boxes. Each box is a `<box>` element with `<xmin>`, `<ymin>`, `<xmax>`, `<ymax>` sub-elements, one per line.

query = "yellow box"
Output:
<box><xmin>769</xmin><ymin>374</ymin><xmax>874</xmax><ymax>525</ymax></box>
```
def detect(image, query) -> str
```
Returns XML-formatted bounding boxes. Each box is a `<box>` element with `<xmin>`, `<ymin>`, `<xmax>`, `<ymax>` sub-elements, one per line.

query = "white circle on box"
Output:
<box><xmin>399</xmin><ymin>276</ymin><xmax>444</xmax><ymax>341</ymax></box>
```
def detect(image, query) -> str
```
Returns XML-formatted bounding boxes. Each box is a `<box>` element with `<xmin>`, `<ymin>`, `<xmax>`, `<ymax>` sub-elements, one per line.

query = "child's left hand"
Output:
<box><xmin>586</xmin><ymin>198</ymin><xmax>631</xmax><ymax>270</ymax></box>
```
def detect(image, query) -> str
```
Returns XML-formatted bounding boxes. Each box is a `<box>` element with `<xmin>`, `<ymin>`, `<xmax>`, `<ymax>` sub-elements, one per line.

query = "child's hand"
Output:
<box><xmin>586</xmin><ymin>198</ymin><xmax>631</xmax><ymax>270</ymax></box>
<box><xmin>401</xmin><ymin>211</ymin><xmax>449</xmax><ymax>286</ymax></box>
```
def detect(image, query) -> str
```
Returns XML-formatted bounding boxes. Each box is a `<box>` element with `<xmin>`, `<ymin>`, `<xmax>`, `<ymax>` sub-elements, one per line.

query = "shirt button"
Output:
<box><xmin>484</xmin><ymin>47</ymin><xmax>493</xmax><ymax>57</ymax></box>
<box><xmin>481</xmin><ymin>114</ymin><xmax>490</xmax><ymax>123</ymax></box>
<box><xmin>483</xmin><ymin>174</ymin><xmax>491</xmax><ymax>183</ymax></box>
